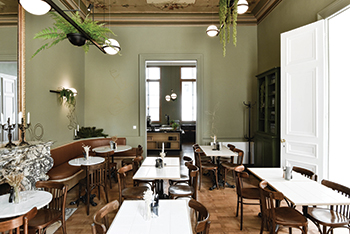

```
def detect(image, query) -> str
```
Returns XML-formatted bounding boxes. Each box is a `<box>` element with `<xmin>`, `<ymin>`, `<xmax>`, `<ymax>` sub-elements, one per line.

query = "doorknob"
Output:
<box><xmin>281</xmin><ymin>139</ymin><xmax>286</xmax><ymax>147</ymax></box>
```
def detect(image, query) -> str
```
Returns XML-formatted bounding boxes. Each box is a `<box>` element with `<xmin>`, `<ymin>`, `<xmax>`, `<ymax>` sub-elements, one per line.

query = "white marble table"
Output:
<box><xmin>0</xmin><ymin>190</ymin><xmax>52</xmax><ymax>218</ymax></box>
<box><xmin>92</xmin><ymin>145</ymin><xmax>132</xmax><ymax>154</ymax></box>
<box><xmin>68</xmin><ymin>156</ymin><xmax>105</xmax><ymax>166</ymax></box>
<box><xmin>107</xmin><ymin>200</ymin><xmax>192</xmax><ymax>234</ymax></box>
<box><xmin>247</xmin><ymin>167</ymin><xmax>350</xmax><ymax>214</ymax></box>
<box><xmin>141</xmin><ymin>157</ymin><xmax>180</xmax><ymax>167</ymax></box>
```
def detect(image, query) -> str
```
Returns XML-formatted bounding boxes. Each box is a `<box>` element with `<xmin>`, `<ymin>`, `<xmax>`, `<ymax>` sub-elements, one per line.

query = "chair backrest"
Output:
<box><xmin>194</xmin><ymin>148</ymin><xmax>203</xmax><ymax>169</ymax></box>
<box><xmin>117</xmin><ymin>164</ymin><xmax>133</xmax><ymax>202</ymax></box>
<box><xmin>188</xmin><ymin>199</ymin><xmax>210</xmax><ymax>234</ymax></box>
<box><xmin>259</xmin><ymin>180</ymin><xmax>285</xmax><ymax>224</ymax></box>
<box><xmin>35</xmin><ymin>181</ymin><xmax>68</xmax><ymax>213</ymax></box>
<box><xmin>0</xmin><ymin>207</ymin><xmax>37</xmax><ymax>234</ymax></box>
<box><xmin>187</xmin><ymin>164</ymin><xmax>199</xmax><ymax>199</ymax></box>
<box><xmin>321</xmin><ymin>179</ymin><xmax>350</xmax><ymax>218</ymax></box>
<box><xmin>92</xmin><ymin>200</ymin><xmax>120</xmax><ymax>234</ymax></box>
<box><xmin>183</xmin><ymin>156</ymin><xmax>193</xmax><ymax>164</ymax></box>
<box><xmin>136</xmin><ymin>145</ymin><xmax>143</xmax><ymax>156</ymax></box>
<box><xmin>234</xmin><ymin>165</ymin><xmax>250</xmax><ymax>196</ymax></box>
<box><xmin>232</xmin><ymin>147</ymin><xmax>244</xmax><ymax>165</ymax></box>
<box><xmin>132</xmin><ymin>156</ymin><xmax>143</xmax><ymax>175</ymax></box>
<box><xmin>292</xmin><ymin>166</ymin><xmax>317</xmax><ymax>181</ymax></box>
<box><xmin>82</xmin><ymin>161</ymin><xmax>108</xmax><ymax>190</ymax></box>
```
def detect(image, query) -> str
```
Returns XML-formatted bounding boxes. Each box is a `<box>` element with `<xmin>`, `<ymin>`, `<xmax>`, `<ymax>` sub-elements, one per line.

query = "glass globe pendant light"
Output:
<box><xmin>19</xmin><ymin>0</ymin><xmax>51</xmax><ymax>15</ymax></box>
<box><xmin>103</xmin><ymin>39</ymin><xmax>121</xmax><ymax>55</ymax></box>
<box><xmin>206</xmin><ymin>25</ymin><xmax>219</xmax><ymax>37</ymax></box>
<box><xmin>237</xmin><ymin>0</ymin><xmax>249</xmax><ymax>14</ymax></box>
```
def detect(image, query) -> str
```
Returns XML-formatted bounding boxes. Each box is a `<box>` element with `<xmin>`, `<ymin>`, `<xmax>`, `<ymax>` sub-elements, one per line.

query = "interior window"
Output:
<box><xmin>181</xmin><ymin>67</ymin><xmax>196</xmax><ymax>121</ymax></box>
<box><xmin>146</xmin><ymin>67</ymin><xmax>160</xmax><ymax>122</ymax></box>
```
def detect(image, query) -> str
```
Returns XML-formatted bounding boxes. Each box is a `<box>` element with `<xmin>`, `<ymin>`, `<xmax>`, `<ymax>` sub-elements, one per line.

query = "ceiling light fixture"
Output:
<box><xmin>165</xmin><ymin>89</ymin><xmax>177</xmax><ymax>102</ymax></box>
<box><xmin>206</xmin><ymin>25</ymin><xmax>219</xmax><ymax>37</ymax></box>
<box><xmin>18</xmin><ymin>0</ymin><xmax>51</xmax><ymax>15</ymax></box>
<box><xmin>237</xmin><ymin>0</ymin><xmax>249</xmax><ymax>14</ymax></box>
<box><xmin>103</xmin><ymin>0</ymin><xmax>121</xmax><ymax>55</ymax></box>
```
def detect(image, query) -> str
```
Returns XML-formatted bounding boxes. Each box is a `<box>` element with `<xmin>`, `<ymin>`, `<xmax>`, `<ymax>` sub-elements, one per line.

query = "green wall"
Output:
<box><xmin>257</xmin><ymin>0</ymin><xmax>334</xmax><ymax>73</ymax></box>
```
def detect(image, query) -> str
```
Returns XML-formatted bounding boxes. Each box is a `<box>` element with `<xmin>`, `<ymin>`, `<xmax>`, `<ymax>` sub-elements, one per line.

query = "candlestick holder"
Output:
<box><xmin>2</xmin><ymin>118</ymin><xmax>16</xmax><ymax>148</ymax></box>
<box><xmin>18</xmin><ymin>118</ymin><xmax>31</xmax><ymax>146</ymax></box>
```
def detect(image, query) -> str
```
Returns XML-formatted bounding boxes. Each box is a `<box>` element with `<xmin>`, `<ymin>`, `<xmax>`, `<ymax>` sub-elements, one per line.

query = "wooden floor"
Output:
<box><xmin>55</xmin><ymin>144</ymin><xmax>320</xmax><ymax>234</ymax></box>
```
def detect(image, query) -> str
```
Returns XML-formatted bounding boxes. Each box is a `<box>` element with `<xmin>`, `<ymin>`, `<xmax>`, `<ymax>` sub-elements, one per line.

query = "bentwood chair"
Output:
<box><xmin>188</xmin><ymin>199</ymin><xmax>211</xmax><ymax>234</ymax></box>
<box><xmin>91</xmin><ymin>200</ymin><xmax>120</xmax><ymax>234</ymax></box>
<box><xmin>306</xmin><ymin>179</ymin><xmax>350</xmax><ymax>234</ymax></box>
<box><xmin>292</xmin><ymin>166</ymin><xmax>318</xmax><ymax>181</ymax></box>
<box><xmin>259</xmin><ymin>180</ymin><xmax>308</xmax><ymax>234</ymax></box>
<box><xmin>234</xmin><ymin>165</ymin><xmax>261</xmax><ymax>230</ymax></box>
<box><xmin>117</xmin><ymin>164</ymin><xmax>149</xmax><ymax>203</ymax></box>
<box><xmin>28</xmin><ymin>181</ymin><xmax>68</xmax><ymax>234</ymax></box>
<box><xmin>78</xmin><ymin>161</ymin><xmax>109</xmax><ymax>215</ymax></box>
<box><xmin>169</xmin><ymin>163</ymin><xmax>199</xmax><ymax>200</ymax></box>
<box><xmin>0</xmin><ymin>207</ymin><xmax>37</xmax><ymax>234</ymax></box>
<box><xmin>194</xmin><ymin>148</ymin><xmax>218</xmax><ymax>190</ymax></box>
<box><xmin>121</xmin><ymin>145</ymin><xmax>143</xmax><ymax>166</ymax></box>
<box><xmin>221</xmin><ymin>147</ymin><xmax>244</xmax><ymax>188</ymax></box>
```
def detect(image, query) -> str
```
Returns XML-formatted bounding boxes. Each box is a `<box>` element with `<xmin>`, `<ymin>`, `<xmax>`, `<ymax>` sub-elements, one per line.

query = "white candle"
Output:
<box><xmin>18</xmin><ymin>112</ymin><xmax>23</xmax><ymax>124</ymax></box>
<box><xmin>74</xmin><ymin>129</ymin><xmax>77</xmax><ymax>136</ymax></box>
<box><xmin>77</xmin><ymin>124</ymin><xmax>79</xmax><ymax>131</ymax></box>
<box><xmin>27</xmin><ymin>112</ymin><xmax>30</xmax><ymax>125</ymax></box>
<box><xmin>1</xmin><ymin>113</ymin><xmax>4</xmax><ymax>125</ymax></box>
<box><xmin>162</xmin><ymin>142</ymin><xmax>164</xmax><ymax>153</ymax></box>
<box><xmin>11</xmin><ymin>112</ymin><xmax>15</xmax><ymax>125</ymax></box>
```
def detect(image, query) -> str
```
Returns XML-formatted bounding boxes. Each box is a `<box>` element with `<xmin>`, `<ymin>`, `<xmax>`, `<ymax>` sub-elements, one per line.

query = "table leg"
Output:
<box><xmin>209</xmin><ymin>156</ymin><xmax>235</xmax><ymax>190</ymax></box>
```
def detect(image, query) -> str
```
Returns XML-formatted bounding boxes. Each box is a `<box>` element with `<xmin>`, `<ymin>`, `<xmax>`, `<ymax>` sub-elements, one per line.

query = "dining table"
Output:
<box><xmin>68</xmin><ymin>156</ymin><xmax>105</xmax><ymax>206</ymax></box>
<box><xmin>0</xmin><ymin>190</ymin><xmax>52</xmax><ymax>219</ymax></box>
<box><xmin>199</xmin><ymin>145</ymin><xmax>238</xmax><ymax>189</ymax></box>
<box><xmin>106</xmin><ymin>199</ymin><xmax>192</xmax><ymax>234</ymax></box>
<box><xmin>133</xmin><ymin>156</ymin><xmax>180</xmax><ymax>198</ymax></box>
<box><xmin>248</xmin><ymin>167</ymin><xmax>350</xmax><ymax>214</ymax></box>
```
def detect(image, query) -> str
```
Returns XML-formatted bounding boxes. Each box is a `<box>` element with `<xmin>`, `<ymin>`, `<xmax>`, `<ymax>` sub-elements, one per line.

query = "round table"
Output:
<box><xmin>68</xmin><ymin>156</ymin><xmax>105</xmax><ymax>166</ymax></box>
<box><xmin>92</xmin><ymin>145</ymin><xmax>132</xmax><ymax>154</ymax></box>
<box><xmin>0</xmin><ymin>190</ymin><xmax>52</xmax><ymax>219</ymax></box>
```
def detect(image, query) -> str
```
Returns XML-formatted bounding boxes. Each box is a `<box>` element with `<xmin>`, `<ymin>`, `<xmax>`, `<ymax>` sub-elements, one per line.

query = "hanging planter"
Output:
<box><xmin>67</xmin><ymin>33</ymin><xmax>87</xmax><ymax>46</ymax></box>
<box><xmin>219</xmin><ymin>0</ymin><xmax>238</xmax><ymax>57</ymax></box>
<box><xmin>32</xmin><ymin>12</ymin><xmax>116</xmax><ymax>58</ymax></box>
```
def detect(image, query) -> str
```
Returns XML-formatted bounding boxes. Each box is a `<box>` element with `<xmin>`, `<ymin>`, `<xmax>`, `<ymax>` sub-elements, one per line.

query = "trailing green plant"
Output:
<box><xmin>219</xmin><ymin>0</ymin><xmax>238</xmax><ymax>57</ymax></box>
<box><xmin>32</xmin><ymin>12</ymin><xmax>115</xmax><ymax>58</ymax></box>
<box><xmin>59</xmin><ymin>88</ymin><xmax>76</xmax><ymax>107</ymax></box>
<box><xmin>171</xmin><ymin>122</ymin><xmax>180</xmax><ymax>130</ymax></box>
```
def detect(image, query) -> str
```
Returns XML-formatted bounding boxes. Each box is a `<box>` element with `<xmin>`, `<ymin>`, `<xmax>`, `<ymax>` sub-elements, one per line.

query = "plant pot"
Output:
<box><xmin>67</xmin><ymin>33</ymin><xmax>86</xmax><ymax>46</ymax></box>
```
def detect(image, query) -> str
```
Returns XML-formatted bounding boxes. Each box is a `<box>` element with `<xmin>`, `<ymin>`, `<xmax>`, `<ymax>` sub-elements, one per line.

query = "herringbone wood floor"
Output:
<box><xmin>55</xmin><ymin>144</ymin><xmax>320</xmax><ymax>234</ymax></box>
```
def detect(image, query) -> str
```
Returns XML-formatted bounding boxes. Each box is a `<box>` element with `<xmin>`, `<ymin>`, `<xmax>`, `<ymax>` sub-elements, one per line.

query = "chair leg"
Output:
<box><xmin>223</xmin><ymin>168</ymin><xmax>227</xmax><ymax>189</ymax></box>
<box><xmin>61</xmin><ymin>216</ymin><xmax>67</xmax><ymax>234</ymax></box>
<box><xmin>240</xmin><ymin>198</ymin><xmax>243</xmax><ymax>230</ymax></box>
<box><xmin>214</xmin><ymin>169</ymin><xmax>219</xmax><ymax>189</ymax></box>
<box><xmin>199</xmin><ymin>168</ymin><xmax>202</xmax><ymax>190</ymax></box>
<box><xmin>104</xmin><ymin>185</ymin><xmax>109</xmax><ymax>203</ymax></box>
<box><xmin>236</xmin><ymin>196</ymin><xmax>240</xmax><ymax>217</ymax></box>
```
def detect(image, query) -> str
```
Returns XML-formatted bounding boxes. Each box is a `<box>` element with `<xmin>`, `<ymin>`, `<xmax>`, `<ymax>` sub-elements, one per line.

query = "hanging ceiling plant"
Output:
<box><xmin>219</xmin><ymin>0</ymin><xmax>238</xmax><ymax>57</ymax></box>
<box><xmin>32</xmin><ymin>12</ymin><xmax>116</xmax><ymax>58</ymax></box>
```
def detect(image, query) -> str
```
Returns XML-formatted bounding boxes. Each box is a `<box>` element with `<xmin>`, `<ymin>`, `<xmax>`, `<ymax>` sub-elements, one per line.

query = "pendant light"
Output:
<box><xmin>206</xmin><ymin>25</ymin><xmax>219</xmax><ymax>37</ymax></box>
<box><xmin>103</xmin><ymin>0</ymin><xmax>121</xmax><ymax>55</ymax></box>
<box><xmin>19</xmin><ymin>0</ymin><xmax>51</xmax><ymax>15</ymax></box>
<box><xmin>237</xmin><ymin>0</ymin><xmax>249</xmax><ymax>14</ymax></box>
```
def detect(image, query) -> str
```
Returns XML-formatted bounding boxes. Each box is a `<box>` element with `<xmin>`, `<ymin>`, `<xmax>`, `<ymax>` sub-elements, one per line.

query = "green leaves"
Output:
<box><xmin>219</xmin><ymin>0</ymin><xmax>238</xmax><ymax>57</ymax></box>
<box><xmin>32</xmin><ymin>12</ymin><xmax>116</xmax><ymax>58</ymax></box>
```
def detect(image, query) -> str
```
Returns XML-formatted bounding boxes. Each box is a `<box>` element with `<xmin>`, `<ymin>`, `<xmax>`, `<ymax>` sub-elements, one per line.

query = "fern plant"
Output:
<box><xmin>59</xmin><ymin>88</ymin><xmax>76</xmax><ymax>108</ymax></box>
<box><xmin>219</xmin><ymin>0</ymin><xmax>238</xmax><ymax>57</ymax></box>
<box><xmin>32</xmin><ymin>12</ymin><xmax>115</xmax><ymax>58</ymax></box>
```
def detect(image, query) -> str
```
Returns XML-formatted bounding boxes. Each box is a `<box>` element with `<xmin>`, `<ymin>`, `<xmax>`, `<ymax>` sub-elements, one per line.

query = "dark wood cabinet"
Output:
<box><xmin>254</xmin><ymin>67</ymin><xmax>280</xmax><ymax>167</ymax></box>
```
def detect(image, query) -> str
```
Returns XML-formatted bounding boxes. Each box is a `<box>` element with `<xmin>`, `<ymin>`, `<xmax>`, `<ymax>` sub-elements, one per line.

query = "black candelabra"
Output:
<box><xmin>2</xmin><ymin>118</ymin><xmax>16</xmax><ymax>148</ymax></box>
<box><xmin>18</xmin><ymin>117</ymin><xmax>31</xmax><ymax>146</ymax></box>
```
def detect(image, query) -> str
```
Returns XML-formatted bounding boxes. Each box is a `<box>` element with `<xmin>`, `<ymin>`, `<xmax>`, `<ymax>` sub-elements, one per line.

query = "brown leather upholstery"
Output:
<box><xmin>48</xmin><ymin>137</ymin><xmax>126</xmax><ymax>184</ymax></box>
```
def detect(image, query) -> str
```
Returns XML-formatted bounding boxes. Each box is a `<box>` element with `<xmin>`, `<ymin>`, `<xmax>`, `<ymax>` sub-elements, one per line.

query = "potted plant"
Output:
<box><xmin>219</xmin><ymin>0</ymin><xmax>238</xmax><ymax>56</ymax></box>
<box><xmin>59</xmin><ymin>88</ymin><xmax>76</xmax><ymax>108</ymax></box>
<box><xmin>32</xmin><ymin>12</ymin><xmax>115</xmax><ymax>58</ymax></box>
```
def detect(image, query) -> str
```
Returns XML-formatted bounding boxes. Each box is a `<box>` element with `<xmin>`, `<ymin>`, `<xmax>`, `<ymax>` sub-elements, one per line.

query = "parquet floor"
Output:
<box><xmin>55</xmin><ymin>144</ymin><xmax>320</xmax><ymax>234</ymax></box>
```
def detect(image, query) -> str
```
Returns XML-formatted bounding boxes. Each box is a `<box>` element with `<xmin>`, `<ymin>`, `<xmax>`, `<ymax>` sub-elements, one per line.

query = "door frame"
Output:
<box><xmin>139</xmin><ymin>53</ymin><xmax>204</xmax><ymax>151</ymax></box>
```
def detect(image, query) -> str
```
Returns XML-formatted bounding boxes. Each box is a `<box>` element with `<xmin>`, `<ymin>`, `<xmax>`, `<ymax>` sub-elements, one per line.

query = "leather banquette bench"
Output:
<box><xmin>48</xmin><ymin>137</ymin><xmax>138</xmax><ymax>190</ymax></box>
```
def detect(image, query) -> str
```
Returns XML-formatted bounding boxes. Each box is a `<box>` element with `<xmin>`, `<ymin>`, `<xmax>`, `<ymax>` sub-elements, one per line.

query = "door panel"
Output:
<box><xmin>281</xmin><ymin>20</ymin><xmax>327</xmax><ymax>180</ymax></box>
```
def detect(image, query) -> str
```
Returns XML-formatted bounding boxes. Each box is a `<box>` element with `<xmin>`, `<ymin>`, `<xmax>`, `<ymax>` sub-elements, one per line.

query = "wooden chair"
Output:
<box><xmin>169</xmin><ymin>163</ymin><xmax>199</xmax><ymax>199</ymax></box>
<box><xmin>28</xmin><ymin>181</ymin><xmax>68</xmax><ymax>234</ymax></box>
<box><xmin>78</xmin><ymin>161</ymin><xmax>109</xmax><ymax>215</ymax></box>
<box><xmin>121</xmin><ymin>145</ymin><xmax>143</xmax><ymax>166</ymax></box>
<box><xmin>132</xmin><ymin>155</ymin><xmax>155</xmax><ymax>190</ymax></box>
<box><xmin>194</xmin><ymin>148</ymin><xmax>219</xmax><ymax>190</ymax></box>
<box><xmin>95</xmin><ymin>151</ymin><xmax>117</xmax><ymax>189</ymax></box>
<box><xmin>169</xmin><ymin>156</ymin><xmax>193</xmax><ymax>185</ymax></box>
<box><xmin>221</xmin><ymin>147</ymin><xmax>244</xmax><ymax>188</ymax></box>
<box><xmin>91</xmin><ymin>200</ymin><xmax>120</xmax><ymax>234</ymax></box>
<box><xmin>234</xmin><ymin>165</ymin><xmax>261</xmax><ymax>230</ymax></box>
<box><xmin>192</xmin><ymin>144</ymin><xmax>212</xmax><ymax>163</ymax></box>
<box><xmin>259</xmin><ymin>180</ymin><xmax>308</xmax><ymax>234</ymax></box>
<box><xmin>0</xmin><ymin>207</ymin><xmax>37</xmax><ymax>234</ymax></box>
<box><xmin>219</xmin><ymin>144</ymin><xmax>236</xmax><ymax>164</ymax></box>
<box><xmin>188</xmin><ymin>199</ymin><xmax>211</xmax><ymax>234</ymax></box>
<box><xmin>306</xmin><ymin>179</ymin><xmax>350</xmax><ymax>234</ymax></box>
<box><xmin>292</xmin><ymin>166</ymin><xmax>318</xmax><ymax>181</ymax></box>
<box><xmin>117</xmin><ymin>164</ymin><xmax>149</xmax><ymax>203</ymax></box>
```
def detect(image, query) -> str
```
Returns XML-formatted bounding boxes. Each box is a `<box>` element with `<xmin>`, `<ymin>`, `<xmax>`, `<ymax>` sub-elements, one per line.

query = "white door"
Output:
<box><xmin>280</xmin><ymin>20</ymin><xmax>327</xmax><ymax>180</ymax></box>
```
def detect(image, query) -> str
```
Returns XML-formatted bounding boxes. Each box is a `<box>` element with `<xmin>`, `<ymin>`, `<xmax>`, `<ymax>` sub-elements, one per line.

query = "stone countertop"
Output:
<box><xmin>147</xmin><ymin>128</ymin><xmax>184</xmax><ymax>134</ymax></box>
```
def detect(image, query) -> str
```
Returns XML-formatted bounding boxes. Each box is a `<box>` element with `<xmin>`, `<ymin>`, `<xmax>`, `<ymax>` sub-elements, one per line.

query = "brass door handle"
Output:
<box><xmin>281</xmin><ymin>139</ymin><xmax>286</xmax><ymax>143</ymax></box>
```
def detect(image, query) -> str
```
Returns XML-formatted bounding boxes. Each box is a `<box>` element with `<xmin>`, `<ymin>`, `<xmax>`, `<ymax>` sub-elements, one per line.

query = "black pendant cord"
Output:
<box><xmin>243</xmin><ymin>101</ymin><xmax>256</xmax><ymax>165</ymax></box>
<box><xmin>43</xmin><ymin>0</ymin><xmax>106</xmax><ymax>54</ymax></box>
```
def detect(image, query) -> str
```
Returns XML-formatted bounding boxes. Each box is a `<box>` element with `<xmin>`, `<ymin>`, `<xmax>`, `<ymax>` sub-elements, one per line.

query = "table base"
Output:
<box><xmin>70</xmin><ymin>194</ymin><xmax>97</xmax><ymax>207</ymax></box>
